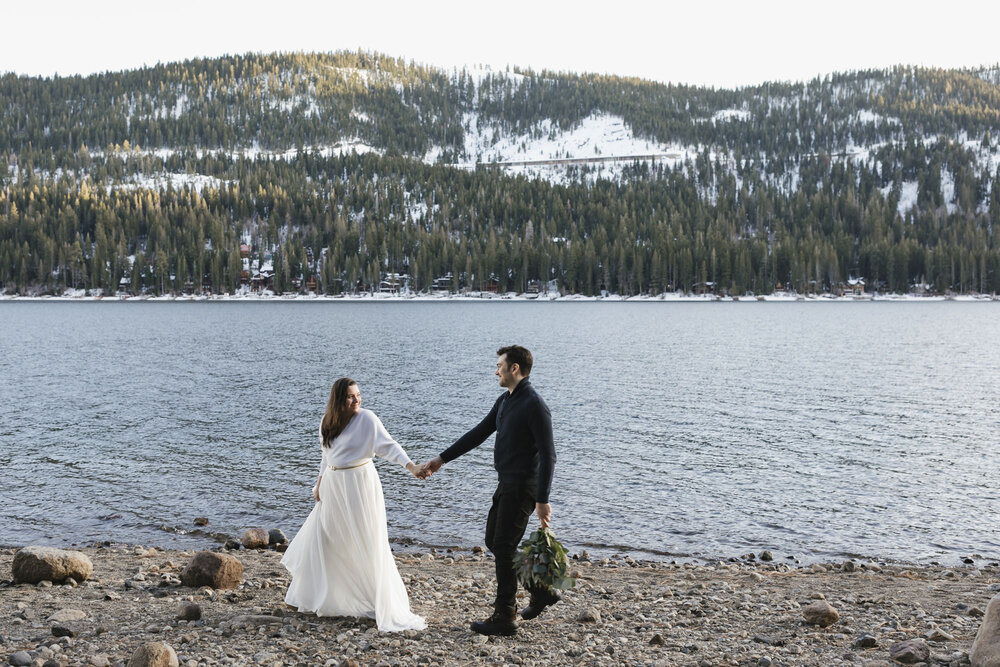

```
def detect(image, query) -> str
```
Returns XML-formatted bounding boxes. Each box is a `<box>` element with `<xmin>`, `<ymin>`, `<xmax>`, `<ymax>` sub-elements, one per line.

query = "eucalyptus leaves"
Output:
<box><xmin>514</xmin><ymin>527</ymin><xmax>576</xmax><ymax>591</ymax></box>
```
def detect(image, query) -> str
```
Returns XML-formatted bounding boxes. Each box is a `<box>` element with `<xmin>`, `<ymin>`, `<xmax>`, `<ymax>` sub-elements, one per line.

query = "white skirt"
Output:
<box><xmin>280</xmin><ymin>461</ymin><xmax>426</xmax><ymax>632</ymax></box>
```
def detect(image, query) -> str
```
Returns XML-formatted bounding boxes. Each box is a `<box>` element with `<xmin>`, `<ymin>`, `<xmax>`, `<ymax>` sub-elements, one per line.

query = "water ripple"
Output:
<box><xmin>1</xmin><ymin>301</ymin><xmax>999</xmax><ymax>563</ymax></box>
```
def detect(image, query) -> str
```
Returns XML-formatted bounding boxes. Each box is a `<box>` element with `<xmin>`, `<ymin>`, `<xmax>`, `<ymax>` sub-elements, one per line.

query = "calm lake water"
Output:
<box><xmin>1</xmin><ymin>301</ymin><xmax>999</xmax><ymax>565</ymax></box>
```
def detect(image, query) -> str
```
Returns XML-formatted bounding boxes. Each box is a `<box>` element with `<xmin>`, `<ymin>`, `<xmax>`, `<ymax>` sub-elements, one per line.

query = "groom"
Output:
<box><xmin>420</xmin><ymin>345</ymin><xmax>559</xmax><ymax>636</ymax></box>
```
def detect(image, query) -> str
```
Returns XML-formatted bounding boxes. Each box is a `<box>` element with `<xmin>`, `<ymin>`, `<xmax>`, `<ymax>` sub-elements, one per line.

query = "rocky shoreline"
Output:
<box><xmin>2</xmin><ymin>545</ymin><xmax>999</xmax><ymax>666</ymax></box>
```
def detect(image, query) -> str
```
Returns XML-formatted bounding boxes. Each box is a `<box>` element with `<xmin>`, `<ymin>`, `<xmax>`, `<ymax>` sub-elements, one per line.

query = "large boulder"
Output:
<box><xmin>179</xmin><ymin>551</ymin><xmax>243</xmax><ymax>590</ymax></box>
<box><xmin>972</xmin><ymin>593</ymin><xmax>1000</xmax><ymax>667</ymax></box>
<box><xmin>802</xmin><ymin>600</ymin><xmax>839</xmax><ymax>627</ymax></box>
<box><xmin>241</xmin><ymin>527</ymin><xmax>269</xmax><ymax>549</ymax></box>
<box><xmin>12</xmin><ymin>546</ymin><xmax>93</xmax><ymax>584</ymax></box>
<box><xmin>176</xmin><ymin>602</ymin><xmax>201</xmax><ymax>621</ymax></box>
<box><xmin>889</xmin><ymin>639</ymin><xmax>930</xmax><ymax>664</ymax></box>
<box><xmin>47</xmin><ymin>609</ymin><xmax>86</xmax><ymax>623</ymax></box>
<box><xmin>126</xmin><ymin>642</ymin><xmax>178</xmax><ymax>667</ymax></box>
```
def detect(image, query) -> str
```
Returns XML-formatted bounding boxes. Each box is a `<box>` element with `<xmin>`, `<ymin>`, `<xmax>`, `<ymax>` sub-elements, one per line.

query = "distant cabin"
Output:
<box><xmin>379</xmin><ymin>272</ymin><xmax>406</xmax><ymax>293</ymax></box>
<box><xmin>432</xmin><ymin>274</ymin><xmax>453</xmax><ymax>292</ymax></box>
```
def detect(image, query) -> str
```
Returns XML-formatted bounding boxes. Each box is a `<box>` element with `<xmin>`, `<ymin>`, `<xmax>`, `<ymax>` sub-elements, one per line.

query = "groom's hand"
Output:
<box><xmin>420</xmin><ymin>456</ymin><xmax>444</xmax><ymax>478</ymax></box>
<box><xmin>536</xmin><ymin>502</ymin><xmax>551</xmax><ymax>528</ymax></box>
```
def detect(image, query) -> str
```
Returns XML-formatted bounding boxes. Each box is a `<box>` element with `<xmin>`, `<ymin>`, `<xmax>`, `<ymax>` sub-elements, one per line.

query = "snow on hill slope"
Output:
<box><xmin>437</xmin><ymin>112</ymin><xmax>695</xmax><ymax>183</ymax></box>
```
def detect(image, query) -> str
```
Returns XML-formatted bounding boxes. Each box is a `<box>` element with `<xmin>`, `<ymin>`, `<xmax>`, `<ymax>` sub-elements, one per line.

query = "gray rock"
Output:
<box><xmin>193</xmin><ymin>518</ymin><xmax>209</xmax><ymax>526</ymax></box>
<box><xmin>576</xmin><ymin>608</ymin><xmax>601</xmax><ymax>623</ymax></box>
<box><xmin>759</xmin><ymin>551</ymin><xmax>774</xmax><ymax>561</ymax></box>
<box><xmin>267</xmin><ymin>529</ymin><xmax>287</xmax><ymax>545</ymax></box>
<box><xmin>175</xmin><ymin>602</ymin><xmax>201</xmax><ymax>622</ymax></box>
<box><xmin>971</xmin><ymin>593</ymin><xmax>1000</xmax><ymax>667</ymax></box>
<box><xmin>802</xmin><ymin>600</ymin><xmax>840</xmax><ymax>627</ymax></box>
<box><xmin>241</xmin><ymin>528</ymin><xmax>269</xmax><ymax>549</ymax></box>
<box><xmin>89</xmin><ymin>655</ymin><xmax>111</xmax><ymax>667</ymax></box>
<box><xmin>229</xmin><ymin>615</ymin><xmax>283</xmax><ymax>628</ymax></box>
<box><xmin>753</xmin><ymin>635</ymin><xmax>785</xmax><ymax>647</ymax></box>
<box><xmin>842</xmin><ymin>560</ymin><xmax>857</xmax><ymax>572</ymax></box>
<box><xmin>853</xmin><ymin>633</ymin><xmax>878</xmax><ymax>648</ymax></box>
<box><xmin>179</xmin><ymin>551</ymin><xmax>243</xmax><ymax>590</ymax></box>
<box><xmin>925</xmin><ymin>626</ymin><xmax>955</xmax><ymax>642</ymax></box>
<box><xmin>889</xmin><ymin>638</ymin><xmax>930</xmax><ymax>664</ymax></box>
<box><xmin>12</xmin><ymin>547</ymin><xmax>93</xmax><ymax>584</ymax></box>
<box><xmin>8</xmin><ymin>652</ymin><xmax>32</xmax><ymax>667</ymax></box>
<box><xmin>649</xmin><ymin>633</ymin><xmax>664</xmax><ymax>645</ymax></box>
<box><xmin>47</xmin><ymin>609</ymin><xmax>86</xmax><ymax>623</ymax></box>
<box><xmin>51</xmin><ymin>624</ymin><xmax>77</xmax><ymax>638</ymax></box>
<box><xmin>126</xmin><ymin>642</ymin><xmax>178</xmax><ymax>667</ymax></box>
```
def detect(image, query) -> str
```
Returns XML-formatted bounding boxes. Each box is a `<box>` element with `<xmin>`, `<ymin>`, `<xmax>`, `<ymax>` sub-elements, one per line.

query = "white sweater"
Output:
<box><xmin>318</xmin><ymin>408</ymin><xmax>412</xmax><ymax>476</ymax></box>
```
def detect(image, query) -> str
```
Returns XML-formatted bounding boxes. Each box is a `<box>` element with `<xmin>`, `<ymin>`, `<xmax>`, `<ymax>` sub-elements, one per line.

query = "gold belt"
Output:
<box><xmin>328</xmin><ymin>459</ymin><xmax>371</xmax><ymax>471</ymax></box>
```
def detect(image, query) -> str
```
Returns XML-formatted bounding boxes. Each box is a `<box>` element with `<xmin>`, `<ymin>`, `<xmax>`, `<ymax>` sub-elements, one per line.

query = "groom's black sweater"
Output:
<box><xmin>440</xmin><ymin>378</ymin><xmax>556</xmax><ymax>503</ymax></box>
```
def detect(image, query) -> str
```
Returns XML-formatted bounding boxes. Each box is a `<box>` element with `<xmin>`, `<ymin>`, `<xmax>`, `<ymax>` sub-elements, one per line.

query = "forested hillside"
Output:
<box><xmin>2</xmin><ymin>51</ymin><xmax>999</xmax><ymax>296</ymax></box>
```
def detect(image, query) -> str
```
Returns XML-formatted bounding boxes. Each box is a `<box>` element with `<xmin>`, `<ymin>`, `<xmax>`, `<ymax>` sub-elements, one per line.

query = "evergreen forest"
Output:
<box><xmin>2</xmin><ymin>51</ymin><xmax>999</xmax><ymax>296</ymax></box>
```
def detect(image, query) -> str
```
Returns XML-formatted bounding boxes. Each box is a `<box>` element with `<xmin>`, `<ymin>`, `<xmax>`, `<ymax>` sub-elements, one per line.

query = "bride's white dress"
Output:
<box><xmin>281</xmin><ymin>409</ymin><xmax>426</xmax><ymax>632</ymax></box>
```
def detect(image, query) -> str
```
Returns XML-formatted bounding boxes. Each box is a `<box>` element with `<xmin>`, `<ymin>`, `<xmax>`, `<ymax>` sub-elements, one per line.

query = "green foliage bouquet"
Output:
<box><xmin>514</xmin><ymin>527</ymin><xmax>576</xmax><ymax>591</ymax></box>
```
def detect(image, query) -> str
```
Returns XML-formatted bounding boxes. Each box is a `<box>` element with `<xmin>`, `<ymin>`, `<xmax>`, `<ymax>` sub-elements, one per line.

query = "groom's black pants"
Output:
<box><xmin>485</xmin><ymin>480</ymin><xmax>536</xmax><ymax>611</ymax></box>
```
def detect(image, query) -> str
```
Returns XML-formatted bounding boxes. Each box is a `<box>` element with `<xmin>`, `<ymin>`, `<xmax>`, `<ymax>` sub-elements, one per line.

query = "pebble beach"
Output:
<box><xmin>2</xmin><ymin>545</ymin><xmax>999</xmax><ymax>667</ymax></box>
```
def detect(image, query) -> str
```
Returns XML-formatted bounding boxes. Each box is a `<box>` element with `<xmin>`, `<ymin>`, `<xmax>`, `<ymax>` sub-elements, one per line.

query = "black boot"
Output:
<box><xmin>520</xmin><ymin>587</ymin><xmax>561</xmax><ymax>620</ymax></box>
<box><xmin>470</xmin><ymin>605</ymin><xmax>517</xmax><ymax>636</ymax></box>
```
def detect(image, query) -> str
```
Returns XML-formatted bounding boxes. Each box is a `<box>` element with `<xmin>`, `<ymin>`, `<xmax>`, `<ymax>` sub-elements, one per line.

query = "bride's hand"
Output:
<box><xmin>405</xmin><ymin>462</ymin><xmax>425</xmax><ymax>479</ymax></box>
<box><xmin>313</xmin><ymin>476</ymin><xmax>321</xmax><ymax>502</ymax></box>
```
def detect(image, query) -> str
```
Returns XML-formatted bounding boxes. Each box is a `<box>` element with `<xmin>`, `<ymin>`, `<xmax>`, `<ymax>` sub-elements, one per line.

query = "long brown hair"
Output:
<box><xmin>321</xmin><ymin>378</ymin><xmax>357</xmax><ymax>448</ymax></box>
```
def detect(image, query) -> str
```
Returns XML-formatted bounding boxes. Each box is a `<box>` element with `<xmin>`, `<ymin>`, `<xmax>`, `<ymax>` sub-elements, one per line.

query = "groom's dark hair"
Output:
<box><xmin>497</xmin><ymin>345</ymin><xmax>533</xmax><ymax>377</ymax></box>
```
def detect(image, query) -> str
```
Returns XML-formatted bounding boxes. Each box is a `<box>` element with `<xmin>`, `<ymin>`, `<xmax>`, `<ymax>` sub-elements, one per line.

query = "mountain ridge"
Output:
<box><xmin>1</xmin><ymin>51</ymin><xmax>999</xmax><ymax>297</ymax></box>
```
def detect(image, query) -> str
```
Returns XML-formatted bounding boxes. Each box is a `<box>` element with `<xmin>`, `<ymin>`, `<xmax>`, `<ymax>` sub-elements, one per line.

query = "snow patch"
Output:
<box><xmin>940</xmin><ymin>167</ymin><xmax>957</xmax><ymax>214</ymax></box>
<box><xmin>711</xmin><ymin>109</ymin><xmax>750</xmax><ymax>123</ymax></box>
<box><xmin>113</xmin><ymin>172</ymin><xmax>226</xmax><ymax>193</ymax></box>
<box><xmin>855</xmin><ymin>109</ymin><xmax>900</xmax><ymax>126</ymax></box>
<box><xmin>895</xmin><ymin>180</ymin><xmax>919</xmax><ymax>216</ymax></box>
<box><xmin>458</xmin><ymin>112</ymin><xmax>673</xmax><ymax>165</ymax></box>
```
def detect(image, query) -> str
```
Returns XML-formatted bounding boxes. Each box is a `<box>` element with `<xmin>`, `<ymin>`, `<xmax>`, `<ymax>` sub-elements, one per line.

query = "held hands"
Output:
<box><xmin>405</xmin><ymin>462</ymin><xmax>427</xmax><ymax>479</ymax></box>
<box><xmin>415</xmin><ymin>455</ymin><xmax>444</xmax><ymax>480</ymax></box>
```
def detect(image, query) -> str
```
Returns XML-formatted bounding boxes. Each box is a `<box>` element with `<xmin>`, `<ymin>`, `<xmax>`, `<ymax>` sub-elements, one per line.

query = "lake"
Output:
<box><xmin>1</xmin><ymin>301</ymin><xmax>998</xmax><ymax>565</ymax></box>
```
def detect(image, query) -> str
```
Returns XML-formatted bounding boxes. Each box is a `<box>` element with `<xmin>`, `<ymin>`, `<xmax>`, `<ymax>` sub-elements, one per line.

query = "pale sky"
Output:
<box><xmin>3</xmin><ymin>0</ymin><xmax>998</xmax><ymax>89</ymax></box>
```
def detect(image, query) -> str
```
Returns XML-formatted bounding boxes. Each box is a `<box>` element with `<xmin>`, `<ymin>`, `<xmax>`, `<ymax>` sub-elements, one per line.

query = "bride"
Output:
<box><xmin>281</xmin><ymin>378</ymin><xmax>427</xmax><ymax>632</ymax></box>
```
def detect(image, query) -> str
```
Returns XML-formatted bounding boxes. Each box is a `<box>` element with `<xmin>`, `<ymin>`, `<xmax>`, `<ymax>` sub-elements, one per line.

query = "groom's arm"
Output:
<box><xmin>433</xmin><ymin>395</ymin><xmax>502</xmax><ymax>468</ymax></box>
<box><xmin>531</xmin><ymin>400</ymin><xmax>555</xmax><ymax>528</ymax></box>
